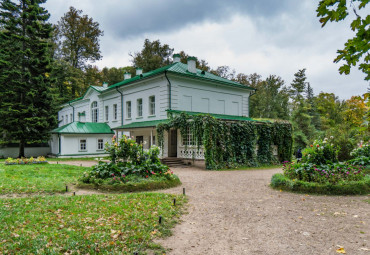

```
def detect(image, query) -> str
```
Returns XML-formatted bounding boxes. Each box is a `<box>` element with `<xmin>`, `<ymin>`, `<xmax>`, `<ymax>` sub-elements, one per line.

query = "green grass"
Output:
<box><xmin>217</xmin><ymin>164</ymin><xmax>282</xmax><ymax>171</ymax></box>
<box><xmin>0</xmin><ymin>164</ymin><xmax>88</xmax><ymax>194</ymax></box>
<box><xmin>0</xmin><ymin>193</ymin><xmax>187</xmax><ymax>254</ymax></box>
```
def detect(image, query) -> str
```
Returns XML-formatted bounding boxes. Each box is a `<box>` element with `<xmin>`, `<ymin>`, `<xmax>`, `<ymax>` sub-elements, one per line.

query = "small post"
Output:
<box><xmin>66</xmin><ymin>185</ymin><xmax>68</xmax><ymax>192</ymax></box>
<box><xmin>183</xmin><ymin>187</ymin><xmax>185</xmax><ymax>195</ymax></box>
<box><xmin>80</xmin><ymin>164</ymin><xmax>82</xmax><ymax>167</ymax></box>
<box><xmin>73</xmin><ymin>192</ymin><xmax>76</xmax><ymax>196</ymax></box>
<box><xmin>57</xmin><ymin>161</ymin><xmax>58</xmax><ymax>164</ymax></box>
<box><xmin>159</xmin><ymin>216</ymin><xmax>162</xmax><ymax>224</ymax></box>
<box><xmin>173</xmin><ymin>198</ymin><xmax>176</xmax><ymax>206</ymax></box>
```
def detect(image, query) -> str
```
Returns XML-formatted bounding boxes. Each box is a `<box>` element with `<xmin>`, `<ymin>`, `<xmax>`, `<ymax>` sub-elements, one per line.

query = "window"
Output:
<box><xmin>80</xmin><ymin>139</ymin><xmax>87</xmax><ymax>151</ymax></box>
<box><xmin>182</xmin><ymin>128</ymin><xmax>200</xmax><ymax>146</ymax></box>
<box><xmin>113</xmin><ymin>104</ymin><xmax>117</xmax><ymax>120</ymax></box>
<box><xmin>149</xmin><ymin>96</ymin><xmax>155</xmax><ymax>115</ymax></box>
<box><xmin>105</xmin><ymin>106</ymin><xmax>109</xmax><ymax>122</ymax></box>
<box><xmin>136</xmin><ymin>136</ymin><xmax>143</xmax><ymax>144</ymax></box>
<box><xmin>97</xmin><ymin>139</ymin><xmax>104</xmax><ymax>150</ymax></box>
<box><xmin>137</xmin><ymin>98</ymin><xmax>142</xmax><ymax>117</ymax></box>
<box><xmin>65</xmin><ymin>115</ymin><xmax>68</xmax><ymax>123</ymax></box>
<box><xmin>61</xmin><ymin>116</ymin><xmax>64</xmax><ymax>125</ymax></box>
<box><xmin>70</xmin><ymin>114</ymin><xmax>73</xmax><ymax>123</ymax></box>
<box><xmin>126</xmin><ymin>101</ymin><xmax>131</xmax><ymax>119</ymax></box>
<box><xmin>91</xmin><ymin>101</ymin><xmax>98</xmax><ymax>122</ymax></box>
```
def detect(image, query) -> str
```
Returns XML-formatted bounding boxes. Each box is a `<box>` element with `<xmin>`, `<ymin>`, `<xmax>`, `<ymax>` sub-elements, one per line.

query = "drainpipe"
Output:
<box><xmin>58</xmin><ymin>134</ymin><xmax>61</xmax><ymax>155</ymax></box>
<box><xmin>165</xmin><ymin>70</ymin><xmax>172</xmax><ymax>110</ymax></box>
<box><xmin>68</xmin><ymin>102</ymin><xmax>75</xmax><ymax>122</ymax></box>
<box><xmin>248</xmin><ymin>89</ymin><xmax>257</xmax><ymax>117</ymax></box>
<box><xmin>115</xmin><ymin>87</ymin><xmax>124</xmax><ymax>126</ymax></box>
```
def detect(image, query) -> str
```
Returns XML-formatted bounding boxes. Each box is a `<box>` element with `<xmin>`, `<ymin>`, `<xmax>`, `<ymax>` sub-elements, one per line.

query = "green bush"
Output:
<box><xmin>351</xmin><ymin>142</ymin><xmax>370</xmax><ymax>158</ymax></box>
<box><xmin>271</xmin><ymin>173</ymin><xmax>370</xmax><ymax>195</ymax></box>
<box><xmin>80</xmin><ymin>135</ymin><xmax>177</xmax><ymax>191</ymax></box>
<box><xmin>77</xmin><ymin>174</ymin><xmax>181</xmax><ymax>192</ymax></box>
<box><xmin>301</xmin><ymin>137</ymin><xmax>339</xmax><ymax>165</ymax></box>
<box><xmin>283</xmin><ymin>161</ymin><xmax>365</xmax><ymax>184</ymax></box>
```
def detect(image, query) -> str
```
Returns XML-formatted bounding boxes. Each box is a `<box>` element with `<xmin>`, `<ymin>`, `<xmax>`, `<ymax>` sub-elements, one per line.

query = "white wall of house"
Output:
<box><xmin>59</xmin><ymin>134</ymin><xmax>113</xmax><ymax>156</ymax></box>
<box><xmin>169</xmin><ymin>75</ymin><xmax>250</xmax><ymax>117</ymax></box>
<box><xmin>121</xmin><ymin>77</ymin><xmax>168</xmax><ymax>124</ymax></box>
<box><xmin>100</xmin><ymin>91</ymin><xmax>121</xmax><ymax>128</ymax></box>
<box><xmin>50</xmin><ymin>134</ymin><xmax>59</xmax><ymax>154</ymax></box>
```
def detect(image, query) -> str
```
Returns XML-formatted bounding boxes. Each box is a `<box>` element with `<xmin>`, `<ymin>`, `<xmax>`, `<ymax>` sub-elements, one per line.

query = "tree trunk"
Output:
<box><xmin>19</xmin><ymin>138</ymin><xmax>25</xmax><ymax>158</ymax></box>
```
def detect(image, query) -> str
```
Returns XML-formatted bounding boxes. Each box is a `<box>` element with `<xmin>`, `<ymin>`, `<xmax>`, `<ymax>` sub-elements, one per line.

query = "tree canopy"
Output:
<box><xmin>317</xmin><ymin>0</ymin><xmax>369</xmax><ymax>80</ymax></box>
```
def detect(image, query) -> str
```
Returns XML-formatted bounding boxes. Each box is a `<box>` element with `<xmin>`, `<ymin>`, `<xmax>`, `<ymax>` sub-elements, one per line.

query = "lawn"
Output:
<box><xmin>0</xmin><ymin>164</ymin><xmax>88</xmax><ymax>194</ymax></box>
<box><xmin>0</xmin><ymin>193</ymin><xmax>187</xmax><ymax>254</ymax></box>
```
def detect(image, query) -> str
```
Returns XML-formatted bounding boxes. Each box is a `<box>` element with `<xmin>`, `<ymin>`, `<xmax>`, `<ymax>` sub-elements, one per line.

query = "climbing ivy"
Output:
<box><xmin>157</xmin><ymin>113</ymin><xmax>292</xmax><ymax>170</ymax></box>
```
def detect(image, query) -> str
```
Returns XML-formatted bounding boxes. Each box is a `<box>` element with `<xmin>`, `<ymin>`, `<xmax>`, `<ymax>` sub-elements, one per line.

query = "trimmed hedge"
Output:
<box><xmin>77</xmin><ymin>175</ymin><xmax>181</xmax><ymax>192</ymax></box>
<box><xmin>271</xmin><ymin>173</ymin><xmax>370</xmax><ymax>195</ymax></box>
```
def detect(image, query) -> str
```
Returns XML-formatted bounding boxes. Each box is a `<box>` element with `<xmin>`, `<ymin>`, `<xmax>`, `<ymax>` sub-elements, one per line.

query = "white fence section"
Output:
<box><xmin>178</xmin><ymin>145</ymin><xmax>205</xmax><ymax>159</ymax></box>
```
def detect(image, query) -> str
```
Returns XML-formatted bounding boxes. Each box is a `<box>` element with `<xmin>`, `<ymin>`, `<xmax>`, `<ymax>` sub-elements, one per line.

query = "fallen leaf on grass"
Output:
<box><xmin>336</xmin><ymin>247</ymin><xmax>346</xmax><ymax>254</ymax></box>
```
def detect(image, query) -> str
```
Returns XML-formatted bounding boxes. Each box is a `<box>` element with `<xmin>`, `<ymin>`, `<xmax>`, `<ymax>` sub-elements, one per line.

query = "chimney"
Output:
<box><xmin>187</xmin><ymin>56</ymin><xmax>197</xmax><ymax>73</ymax></box>
<box><xmin>124</xmin><ymin>72</ymin><xmax>131</xmax><ymax>80</ymax></box>
<box><xmin>102</xmin><ymin>82</ymin><xmax>108</xmax><ymax>88</ymax></box>
<box><xmin>136</xmin><ymin>68</ymin><xmax>143</xmax><ymax>76</ymax></box>
<box><xmin>173</xmin><ymin>53</ymin><xmax>181</xmax><ymax>63</ymax></box>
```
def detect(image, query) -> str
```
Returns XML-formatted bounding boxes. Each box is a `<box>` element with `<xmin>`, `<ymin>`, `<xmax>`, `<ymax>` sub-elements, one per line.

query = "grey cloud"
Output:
<box><xmin>99</xmin><ymin>0</ymin><xmax>296</xmax><ymax>39</ymax></box>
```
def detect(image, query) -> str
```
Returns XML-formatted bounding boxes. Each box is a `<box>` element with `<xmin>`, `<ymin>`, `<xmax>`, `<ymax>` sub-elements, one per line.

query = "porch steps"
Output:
<box><xmin>161</xmin><ymin>157</ymin><xmax>188</xmax><ymax>168</ymax></box>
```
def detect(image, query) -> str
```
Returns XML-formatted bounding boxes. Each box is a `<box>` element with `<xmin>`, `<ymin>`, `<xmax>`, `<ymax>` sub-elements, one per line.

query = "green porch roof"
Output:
<box><xmin>167</xmin><ymin>110</ymin><xmax>271</xmax><ymax>122</ymax></box>
<box><xmin>113</xmin><ymin>119</ymin><xmax>169</xmax><ymax>130</ymax></box>
<box><xmin>107</xmin><ymin>62</ymin><xmax>255</xmax><ymax>91</ymax></box>
<box><xmin>51</xmin><ymin>122</ymin><xmax>114</xmax><ymax>134</ymax></box>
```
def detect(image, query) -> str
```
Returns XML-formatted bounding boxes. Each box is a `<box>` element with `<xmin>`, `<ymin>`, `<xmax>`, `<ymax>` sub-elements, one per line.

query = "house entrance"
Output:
<box><xmin>168</xmin><ymin>129</ymin><xmax>177</xmax><ymax>157</ymax></box>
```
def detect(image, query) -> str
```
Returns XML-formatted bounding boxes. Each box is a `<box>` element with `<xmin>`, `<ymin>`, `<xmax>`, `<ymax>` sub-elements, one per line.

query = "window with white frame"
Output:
<box><xmin>91</xmin><ymin>101</ymin><xmax>98</xmax><ymax>122</ymax></box>
<box><xmin>79</xmin><ymin>139</ymin><xmax>87</xmax><ymax>151</ymax></box>
<box><xmin>65</xmin><ymin>115</ymin><xmax>68</xmax><ymax>123</ymax></box>
<box><xmin>97</xmin><ymin>138</ymin><xmax>104</xmax><ymax>150</ymax></box>
<box><xmin>137</xmin><ymin>98</ymin><xmax>142</xmax><ymax>117</ymax></box>
<box><xmin>113</xmin><ymin>104</ymin><xmax>117</xmax><ymax>120</ymax></box>
<box><xmin>61</xmin><ymin>116</ymin><xmax>64</xmax><ymax>125</ymax></box>
<box><xmin>126</xmin><ymin>101</ymin><xmax>131</xmax><ymax>119</ymax></box>
<box><xmin>70</xmin><ymin>114</ymin><xmax>72</xmax><ymax>123</ymax></box>
<box><xmin>182</xmin><ymin>128</ymin><xmax>201</xmax><ymax>146</ymax></box>
<box><xmin>105</xmin><ymin>106</ymin><xmax>109</xmax><ymax>122</ymax></box>
<box><xmin>149</xmin><ymin>96</ymin><xmax>155</xmax><ymax>115</ymax></box>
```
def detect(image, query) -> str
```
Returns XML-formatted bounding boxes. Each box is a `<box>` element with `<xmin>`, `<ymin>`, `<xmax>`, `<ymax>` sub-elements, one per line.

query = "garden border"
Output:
<box><xmin>77</xmin><ymin>175</ymin><xmax>181</xmax><ymax>192</ymax></box>
<box><xmin>270</xmin><ymin>173</ymin><xmax>370</xmax><ymax>195</ymax></box>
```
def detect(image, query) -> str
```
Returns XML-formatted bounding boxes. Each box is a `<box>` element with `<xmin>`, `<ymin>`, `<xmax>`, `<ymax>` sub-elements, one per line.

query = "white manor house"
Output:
<box><xmin>50</xmin><ymin>55</ymin><xmax>255</xmax><ymax>159</ymax></box>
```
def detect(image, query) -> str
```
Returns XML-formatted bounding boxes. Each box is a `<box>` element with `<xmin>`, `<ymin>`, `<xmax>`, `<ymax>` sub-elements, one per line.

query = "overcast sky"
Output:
<box><xmin>44</xmin><ymin>0</ymin><xmax>369</xmax><ymax>99</ymax></box>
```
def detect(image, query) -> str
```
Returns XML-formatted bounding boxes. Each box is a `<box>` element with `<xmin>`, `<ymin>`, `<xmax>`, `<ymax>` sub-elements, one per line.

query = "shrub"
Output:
<box><xmin>80</xmin><ymin>135</ymin><xmax>177</xmax><ymax>189</ymax></box>
<box><xmin>5</xmin><ymin>156</ymin><xmax>47</xmax><ymax>165</ymax></box>
<box><xmin>350</xmin><ymin>141</ymin><xmax>370</xmax><ymax>158</ymax></box>
<box><xmin>271</xmin><ymin>173</ymin><xmax>370</xmax><ymax>195</ymax></box>
<box><xmin>282</xmin><ymin>161</ymin><xmax>365</xmax><ymax>184</ymax></box>
<box><xmin>301</xmin><ymin>137</ymin><xmax>339</xmax><ymax>165</ymax></box>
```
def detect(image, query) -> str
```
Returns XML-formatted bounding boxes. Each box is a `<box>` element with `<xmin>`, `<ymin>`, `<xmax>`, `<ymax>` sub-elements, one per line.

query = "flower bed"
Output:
<box><xmin>78</xmin><ymin>135</ymin><xmax>181</xmax><ymax>192</ymax></box>
<box><xmin>271</xmin><ymin>137</ymin><xmax>370</xmax><ymax>195</ymax></box>
<box><xmin>5</xmin><ymin>156</ymin><xmax>48</xmax><ymax>165</ymax></box>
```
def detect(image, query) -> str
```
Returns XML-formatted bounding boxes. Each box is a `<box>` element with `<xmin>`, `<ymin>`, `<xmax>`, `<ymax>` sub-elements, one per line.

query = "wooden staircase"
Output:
<box><xmin>161</xmin><ymin>157</ymin><xmax>188</xmax><ymax>167</ymax></box>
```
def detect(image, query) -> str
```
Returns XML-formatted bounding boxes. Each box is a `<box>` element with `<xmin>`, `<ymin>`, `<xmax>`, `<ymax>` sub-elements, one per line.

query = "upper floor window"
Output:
<box><xmin>105</xmin><ymin>106</ymin><xmax>109</xmax><ymax>122</ymax></box>
<box><xmin>61</xmin><ymin>116</ymin><xmax>64</xmax><ymax>125</ymax></box>
<box><xmin>137</xmin><ymin>98</ymin><xmax>143</xmax><ymax>117</ymax></box>
<box><xmin>65</xmin><ymin>115</ymin><xmax>68</xmax><ymax>123</ymax></box>
<box><xmin>91</xmin><ymin>101</ymin><xmax>98</xmax><ymax>122</ymax></box>
<box><xmin>70</xmin><ymin>114</ymin><xmax>72</xmax><ymax>123</ymax></box>
<box><xmin>113</xmin><ymin>104</ymin><xmax>118</xmax><ymax>121</ymax></box>
<box><xmin>126</xmin><ymin>101</ymin><xmax>132</xmax><ymax>119</ymax></box>
<box><xmin>149</xmin><ymin>96</ymin><xmax>155</xmax><ymax>115</ymax></box>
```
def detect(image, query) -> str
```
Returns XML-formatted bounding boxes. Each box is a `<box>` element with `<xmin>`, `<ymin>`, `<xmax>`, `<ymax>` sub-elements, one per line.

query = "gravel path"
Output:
<box><xmin>156</xmin><ymin>167</ymin><xmax>370</xmax><ymax>255</ymax></box>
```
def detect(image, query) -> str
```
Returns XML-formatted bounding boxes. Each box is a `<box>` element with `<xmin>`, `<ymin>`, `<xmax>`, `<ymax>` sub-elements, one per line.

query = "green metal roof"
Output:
<box><xmin>113</xmin><ymin>119</ymin><xmax>169</xmax><ymax>130</ymax></box>
<box><xmin>51</xmin><ymin>122</ymin><xmax>114</xmax><ymax>134</ymax></box>
<box><xmin>91</xmin><ymin>85</ymin><xmax>108</xmax><ymax>92</ymax></box>
<box><xmin>167</xmin><ymin>110</ymin><xmax>271</xmax><ymax>123</ymax></box>
<box><xmin>107</xmin><ymin>62</ymin><xmax>255</xmax><ymax>91</ymax></box>
<box><xmin>62</xmin><ymin>85</ymin><xmax>107</xmax><ymax>105</ymax></box>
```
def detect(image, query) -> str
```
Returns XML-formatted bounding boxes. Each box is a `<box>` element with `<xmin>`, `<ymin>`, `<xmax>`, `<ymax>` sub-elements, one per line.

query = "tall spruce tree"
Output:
<box><xmin>0</xmin><ymin>0</ymin><xmax>57</xmax><ymax>157</ymax></box>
